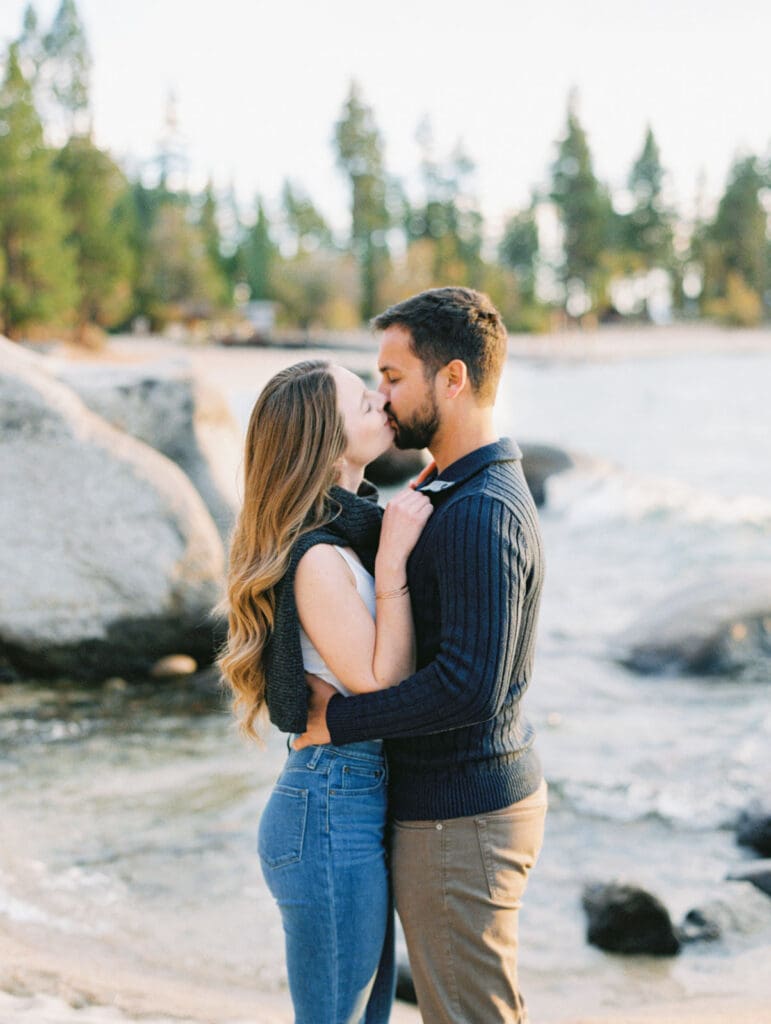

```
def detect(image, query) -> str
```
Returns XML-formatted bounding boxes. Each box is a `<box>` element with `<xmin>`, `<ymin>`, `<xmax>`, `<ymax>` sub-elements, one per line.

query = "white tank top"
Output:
<box><xmin>299</xmin><ymin>546</ymin><xmax>376</xmax><ymax>697</ymax></box>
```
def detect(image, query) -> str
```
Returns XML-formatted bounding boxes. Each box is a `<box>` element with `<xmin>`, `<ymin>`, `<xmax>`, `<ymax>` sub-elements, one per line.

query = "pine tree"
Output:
<box><xmin>115</xmin><ymin>180</ymin><xmax>164</xmax><ymax>325</ymax></box>
<box><xmin>281</xmin><ymin>180</ymin><xmax>333</xmax><ymax>255</ymax></box>
<box><xmin>140</xmin><ymin>201</ymin><xmax>224</xmax><ymax>325</ymax></box>
<box><xmin>15</xmin><ymin>4</ymin><xmax>45</xmax><ymax>93</ymax></box>
<box><xmin>54</xmin><ymin>135</ymin><xmax>134</xmax><ymax>339</ymax></box>
<box><xmin>406</xmin><ymin>123</ymin><xmax>483</xmax><ymax>285</ymax></box>
<box><xmin>550</xmin><ymin>94</ymin><xmax>613</xmax><ymax>311</ymax></box>
<box><xmin>42</xmin><ymin>0</ymin><xmax>91</xmax><ymax>139</ymax></box>
<box><xmin>198</xmin><ymin>181</ymin><xmax>230</xmax><ymax>306</ymax></box>
<box><xmin>707</xmin><ymin>156</ymin><xmax>767</xmax><ymax>300</ymax></box>
<box><xmin>0</xmin><ymin>44</ymin><xmax>77</xmax><ymax>337</ymax></box>
<box><xmin>499</xmin><ymin>204</ymin><xmax>539</xmax><ymax>301</ymax></box>
<box><xmin>625</xmin><ymin>126</ymin><xmax>674</xmax><ymax>269</ymax></box>
<box><xmin>237</xmin><ymin>197</ymin><xmax>276</xmax><ymax>301</ymax></box>
<box><xmin>334</xmin><ymin>81</ymin><xmax>390</xmax><ymax>320</ymax></box>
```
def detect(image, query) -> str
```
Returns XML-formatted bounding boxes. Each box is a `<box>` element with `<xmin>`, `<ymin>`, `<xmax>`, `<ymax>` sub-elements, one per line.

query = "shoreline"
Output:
<box><xmin>28</xmin><ymin>321</ymin><xmax>771</xmax><ymax>372</ymax></box>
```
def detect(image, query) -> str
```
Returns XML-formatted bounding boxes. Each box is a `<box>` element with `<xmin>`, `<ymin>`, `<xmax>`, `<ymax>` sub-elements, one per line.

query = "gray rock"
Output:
<box><xmin>519</xmin><ymin>443</ymin><xmax>575</xmax><ymax>507</ymax></box>
<box><xmin>684</xmin><ymin>885</ymin><xmax>771</xmax><ymax>937</ymax></box>
<box><xmin>54</xmin><ymin>360</ymin><xmax>242</xmax><ymax>540</ymax></box>
<box><xmin>366</xmin><ymin>440</ymin><xmax>578</xmax><ymax>498</ymax></box>
<box><xmin>0</xmin><ymin>337</ymin><xmax>225</xmax><ymax>681</ymax></box>
<box><xmin>677</xmin><ymin>907</ymin><xmax>722</xmax><ymax>943</ymax></box>
<box><xmin>727</xmin><ymin>860</ymin><xmax>771</xmax><ymax>898</ymax></box>
<box><xmin>366</xmin><ymin>446</ymin><xmax>428</xmax><ymax>486</ymax></box>
<box><xmin>736</xmin><ymin>811</ymin><xmax>771</xmax><ymax>857</ymax></box>
<box><xmin>582</xmin><ymin>882</ymin><xmax>680</xmax><ymax>955</ymax></box>
<box><xmin>615</xmin><ymin>569</ymin><xmax>771</xmax><ymax>676</ymax></box>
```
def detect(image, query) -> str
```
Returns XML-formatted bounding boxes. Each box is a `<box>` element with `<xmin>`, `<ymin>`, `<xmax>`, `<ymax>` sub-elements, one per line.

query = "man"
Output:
<box><xmin>296</xmin><ymin>287</ymin><xmax>547</xmax><ymax>1024</ymax></box>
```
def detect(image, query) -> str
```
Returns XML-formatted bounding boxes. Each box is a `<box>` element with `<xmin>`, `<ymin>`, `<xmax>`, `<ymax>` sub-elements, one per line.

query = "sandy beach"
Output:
<box><xmin>2</xmin><ymin>923</ymin><xmax>770</xmax><ymax>1024</ymax></box>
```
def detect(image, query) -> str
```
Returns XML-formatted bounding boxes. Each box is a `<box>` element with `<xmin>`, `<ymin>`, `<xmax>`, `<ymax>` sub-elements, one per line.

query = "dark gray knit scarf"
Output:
<box><xmin>264</xmin><ymin>482</ymin><xmax>383</xmax><ymax>734</ymax></box>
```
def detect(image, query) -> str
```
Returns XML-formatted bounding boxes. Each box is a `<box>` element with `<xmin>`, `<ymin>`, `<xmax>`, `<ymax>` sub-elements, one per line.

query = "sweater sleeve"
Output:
<box><xmin>327</xmin><ymin>494</ymin><xmax>529</xmax><ymax>743</ymax></box>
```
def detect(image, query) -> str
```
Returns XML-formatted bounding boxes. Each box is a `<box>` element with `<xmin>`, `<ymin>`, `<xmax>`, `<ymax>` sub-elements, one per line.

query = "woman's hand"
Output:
<box><xmin>375</xmin><ymin>488</ymin><xmax>433</xmax><ymax>587</ymax></box>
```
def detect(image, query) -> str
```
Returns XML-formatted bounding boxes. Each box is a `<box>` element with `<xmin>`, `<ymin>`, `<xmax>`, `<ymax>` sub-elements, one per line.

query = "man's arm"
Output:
<box><xmin>322</xmin><ymin>494</ymin><xmax>530</xmax><ymax>745</ymax></box>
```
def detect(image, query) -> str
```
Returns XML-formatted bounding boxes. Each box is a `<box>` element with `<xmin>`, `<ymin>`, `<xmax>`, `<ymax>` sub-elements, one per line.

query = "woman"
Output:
<box><xmin>218</xmin><ymin>359</ymin><xmax>432</xmax><ymax>1024</ymax></box>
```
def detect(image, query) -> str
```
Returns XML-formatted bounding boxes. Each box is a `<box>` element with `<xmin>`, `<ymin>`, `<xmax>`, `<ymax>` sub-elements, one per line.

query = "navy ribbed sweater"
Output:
<box><xmin>327</xmin><ymin>438</ymin><xmax>545</xmax><ymax>820</ymax></box>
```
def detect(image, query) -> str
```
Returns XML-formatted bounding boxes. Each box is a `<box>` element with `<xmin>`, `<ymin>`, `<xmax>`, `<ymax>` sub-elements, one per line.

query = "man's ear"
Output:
<box><xmin>441</xmin><ymin>359</ymin><xmax>469</xmax><ymax>399</ymax></box>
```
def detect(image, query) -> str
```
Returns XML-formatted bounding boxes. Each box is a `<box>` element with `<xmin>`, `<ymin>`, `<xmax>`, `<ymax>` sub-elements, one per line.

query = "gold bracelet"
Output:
<box><xmin>375</xmin><ymin>584</ymin><xmax>409</xmax><ymax>600</ymax></box>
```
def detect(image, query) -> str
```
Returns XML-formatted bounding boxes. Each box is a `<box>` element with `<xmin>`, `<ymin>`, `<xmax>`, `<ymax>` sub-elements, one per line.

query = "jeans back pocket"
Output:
<box><xmin>258</xmin><ymin>784</ymin><xmax>309</xmax><ymax>869</ymax></box>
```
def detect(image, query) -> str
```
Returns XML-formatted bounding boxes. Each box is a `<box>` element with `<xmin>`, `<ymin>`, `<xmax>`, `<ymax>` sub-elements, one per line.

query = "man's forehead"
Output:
<box><xmin>377</xmin><ymin>325</ymin><xmax>418</xmax><ymax>371</ymax></box>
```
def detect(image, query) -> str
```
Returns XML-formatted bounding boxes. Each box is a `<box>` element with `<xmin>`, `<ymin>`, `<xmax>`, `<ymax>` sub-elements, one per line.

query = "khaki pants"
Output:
<box><xmin>392</xmin><ymin>781</ymin><xmax>547</xmax><ymax>1024</ymax></box>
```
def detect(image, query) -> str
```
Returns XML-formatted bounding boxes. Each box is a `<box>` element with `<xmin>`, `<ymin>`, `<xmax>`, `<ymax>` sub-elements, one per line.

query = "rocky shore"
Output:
<box><xmin>2</xmin><ymin>327</ymin><xmax>770</xmax><ymax>1023</ymax></box>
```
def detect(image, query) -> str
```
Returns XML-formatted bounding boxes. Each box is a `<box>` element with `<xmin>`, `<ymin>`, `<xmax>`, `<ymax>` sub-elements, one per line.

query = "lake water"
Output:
<box><xmin>2</xmin><ymin>334</ymin><xmax>770</xmax><ymax>1022</ymax></box>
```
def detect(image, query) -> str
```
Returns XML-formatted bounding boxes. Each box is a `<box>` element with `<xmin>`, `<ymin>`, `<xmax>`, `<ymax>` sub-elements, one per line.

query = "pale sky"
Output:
<box><xmin>1</xmin><ymin>0</ymin><xmax>769</xmax><ymax>238</ymax></box>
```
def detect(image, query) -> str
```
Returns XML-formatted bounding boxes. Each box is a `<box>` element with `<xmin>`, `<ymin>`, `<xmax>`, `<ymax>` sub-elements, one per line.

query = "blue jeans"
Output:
<box><xmin>258</xmin><ymin>740</ymin><xmax>395</xmax><ymax>1024</ymax></box>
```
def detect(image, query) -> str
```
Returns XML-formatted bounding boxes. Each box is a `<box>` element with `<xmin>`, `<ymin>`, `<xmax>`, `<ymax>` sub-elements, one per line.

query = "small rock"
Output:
<box><xmin>103</xmin><ymin>677</ymin><xmax>128</xmax><ymax>691</ymax></box>
<box><xmin>727</xmin><ymin>860</ymin><xmax>771</xmax><ymax>898</ymax></box>
<box><xmin>736</xmin><ymin>812</ymin><xmax>771</xmax><ymax>857</ymax></box>
<box><xmin>678</xmin><ymin>907</ymin><xmax>722</xmax><ymax>943</ymax></box>
<box><xmin>582</xmin><ymin>882</ymin><xmax>680</xmax><ymax>956</ymax></box>
<box><xmin>150</xmin><ymin>654</ymin><xmax>199</xmax><ymax>679</ymax></box>
<box><xmin>395</xmin><ymin>955</ymin><xmax>416</xmax><ymax>1004</ymax></box>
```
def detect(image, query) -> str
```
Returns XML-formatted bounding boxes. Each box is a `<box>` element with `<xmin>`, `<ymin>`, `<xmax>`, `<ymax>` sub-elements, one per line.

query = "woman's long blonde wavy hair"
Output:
<box><xmin>217</xmin><ymin>360</ymin><xmax>347</xmax><ymax>740</ymax></box>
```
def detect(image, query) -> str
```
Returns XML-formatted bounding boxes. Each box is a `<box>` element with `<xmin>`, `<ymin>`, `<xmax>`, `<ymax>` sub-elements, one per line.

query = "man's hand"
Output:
<box><xmin>292</xmin><ymin>673</ymin><xmax>336</xmax><ymax>749</ymax></box>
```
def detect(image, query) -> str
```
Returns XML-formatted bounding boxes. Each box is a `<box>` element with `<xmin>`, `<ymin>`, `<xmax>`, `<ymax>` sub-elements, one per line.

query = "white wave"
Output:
<box><xmin>545</xmin><ymin>464</ymin><xmax>771</xmax><ymax>528</ymax></box>
<box><xmin>0</xmin><ymin>862</ymin><xmax>124</xmax><ymax>935</ymax></box>
<box><xmin>556</xmin><ymin>774</ymin><xmax>760</xmax><ymax>830</ymax></box>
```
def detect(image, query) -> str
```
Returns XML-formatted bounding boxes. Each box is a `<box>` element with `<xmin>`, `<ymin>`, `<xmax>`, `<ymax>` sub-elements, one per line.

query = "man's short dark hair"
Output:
<box><xmin>371</xmin><ymin>287</ymin><xmax>508</xmax><ymax>404</ymax></box>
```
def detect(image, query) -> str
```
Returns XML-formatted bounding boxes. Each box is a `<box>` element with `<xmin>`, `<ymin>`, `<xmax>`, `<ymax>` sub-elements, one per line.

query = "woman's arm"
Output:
<box><xmin>294</xmin><ymin>489</ymin><xmax>432</xmax><ymax>693</ymax></box>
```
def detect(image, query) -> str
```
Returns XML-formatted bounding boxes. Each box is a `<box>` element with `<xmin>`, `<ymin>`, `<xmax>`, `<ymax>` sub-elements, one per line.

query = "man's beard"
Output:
<box><xmin>387</xmin><ymin>393</ymin><xmax>440</xmax><ymax>450</ymax></box>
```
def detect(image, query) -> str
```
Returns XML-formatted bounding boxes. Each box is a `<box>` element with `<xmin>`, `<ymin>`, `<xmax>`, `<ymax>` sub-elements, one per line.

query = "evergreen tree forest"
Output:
<box><xmin>0</xmin><ymin>2</ymin><xmax>769</xmax><ymax>343</ymax></box>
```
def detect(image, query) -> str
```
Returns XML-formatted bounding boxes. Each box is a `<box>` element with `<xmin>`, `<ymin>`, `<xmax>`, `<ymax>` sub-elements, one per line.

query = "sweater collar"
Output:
<box><xmin>416</xmin><ymin>438</ymin><xmax>522</xmax><ymax>495</ymax></box>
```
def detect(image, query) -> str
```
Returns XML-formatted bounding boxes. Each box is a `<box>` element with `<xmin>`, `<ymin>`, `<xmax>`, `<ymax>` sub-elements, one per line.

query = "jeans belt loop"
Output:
<box><xmin>307</xmin><ymin>745</ymin><xmax>324</xmax><ymax>770</ymax></box>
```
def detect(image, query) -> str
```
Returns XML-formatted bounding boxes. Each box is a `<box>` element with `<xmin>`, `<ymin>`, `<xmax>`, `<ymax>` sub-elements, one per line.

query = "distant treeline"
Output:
<box><xmin>1</xmin><ymin>1</ymin><xmax>769</xmax><ymax>342</ymax></box>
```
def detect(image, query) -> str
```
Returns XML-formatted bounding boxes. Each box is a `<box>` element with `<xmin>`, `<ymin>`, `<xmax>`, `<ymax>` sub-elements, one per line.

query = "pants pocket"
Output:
<box><xmin>258</xmin><ymin>784</ymin><xmax>309</xmax><ymax>869</ymax></box>
<box><xmin>475</xmin><ymin>802</ymin><xmax>546</xmax><ymax>906</ymax></box>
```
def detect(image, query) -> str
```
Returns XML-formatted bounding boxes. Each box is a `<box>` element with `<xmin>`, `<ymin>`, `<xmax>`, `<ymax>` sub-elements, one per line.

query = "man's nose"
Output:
<box><xmin>377</xmin><ymin>379</ymin><xmax>389</xmax><ymax>399</ymax></box>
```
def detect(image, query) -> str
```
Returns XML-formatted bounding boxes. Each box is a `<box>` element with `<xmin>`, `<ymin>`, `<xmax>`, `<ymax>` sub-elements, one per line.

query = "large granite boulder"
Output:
<box><xmin>582</xmin><ymin>882</ymin><xmax>681</xmax><ymax>955</ymax></box>
<box><xmin>615</xmin><ymin>569</ymin><xmax>771</xmax><ymax>676</ymax></box>
<box><xmin>0</xmin><ymin>338</ymin><xmax>225</xmax><ymax>681</ymax></box>
<box><xmin>54</xmin><ymin>359</ymin><xmax>241</xmax><ymax>540</ymax></box>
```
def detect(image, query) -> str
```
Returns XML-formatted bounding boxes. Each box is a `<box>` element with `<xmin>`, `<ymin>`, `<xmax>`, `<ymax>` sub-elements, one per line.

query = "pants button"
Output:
<box><xmin>436</xmin><ymin>823</ymin><xmax>443</xmax><ymax>831</ymax></box>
